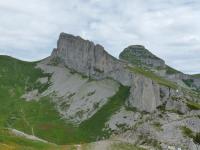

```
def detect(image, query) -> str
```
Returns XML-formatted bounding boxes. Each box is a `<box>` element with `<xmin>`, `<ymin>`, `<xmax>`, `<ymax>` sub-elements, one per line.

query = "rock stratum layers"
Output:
<box><xmin>51</xmin><ymin>33</ymin><xmax>131</xmax><ymax>85</ymax></box>
<box><xmin>49</xmin><ymin>33</ymin><xmax>179</xmax><ymax>112</ymax></box>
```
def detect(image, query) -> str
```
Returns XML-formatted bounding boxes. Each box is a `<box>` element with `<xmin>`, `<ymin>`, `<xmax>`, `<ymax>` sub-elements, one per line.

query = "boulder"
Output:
<box><xmin>128</xmin><ymin>75</ymin><xmax>161</xmax><ymax>112</ymax></box>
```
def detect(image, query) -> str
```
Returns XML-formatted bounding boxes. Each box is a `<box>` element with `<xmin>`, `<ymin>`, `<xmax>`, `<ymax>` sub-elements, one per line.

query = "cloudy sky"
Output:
<box><xmin>0</xmin><ymin>0</ymin><xmax>200</xmax><ymax>74</ymax></box>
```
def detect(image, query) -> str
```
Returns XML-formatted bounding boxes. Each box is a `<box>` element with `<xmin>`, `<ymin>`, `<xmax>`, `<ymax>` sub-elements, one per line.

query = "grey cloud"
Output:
<box><xmin>0</xmin><ymin>0</ymin><xmax>199</xmax><ymax>74</ymax></box>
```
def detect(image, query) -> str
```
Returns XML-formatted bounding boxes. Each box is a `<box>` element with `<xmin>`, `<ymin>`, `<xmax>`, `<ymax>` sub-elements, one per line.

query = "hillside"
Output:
<box><xmin>0</xmin><ymin>33</ymin><xmax>200</xmax><ymax>150</ymax></box>
<box><xmin>0</xmin><ymin>55</ymin><xmax>131</xmax><ymax>144</ymax></box>
<box><xmin>0</xmin><ymin>56</ymin><xmax>79</xmax><ymax>144</ymax></box>
<box><xmin>193</xmin><ymin>74</ymin><xmax>200</xmax><ymax>78</ymax></box>
<box><xmin>119</xmin><ymin>45</ymin><xmax>200</xmax><ymax>90</ymax></box>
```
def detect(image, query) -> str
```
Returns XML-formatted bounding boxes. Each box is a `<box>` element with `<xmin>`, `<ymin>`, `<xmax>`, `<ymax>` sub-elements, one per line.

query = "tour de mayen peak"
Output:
<box><xmin>0</xmin><ymin>32</ymin><xmax>199</xmax><ymax>150</ymax></box>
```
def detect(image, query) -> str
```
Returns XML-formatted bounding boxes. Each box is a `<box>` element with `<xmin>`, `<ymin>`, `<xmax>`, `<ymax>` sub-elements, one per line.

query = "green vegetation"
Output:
<box><xmin>168</xmin><ymin>109</ymin><xmax>184</xmax><ymax>115</ymax></box>
<box><xmin>110</xmin><ymin>142</ymin><xmax>145</xmax><ymax>150</ymax></box>
<box><xmin>180</xmin><ymin>126</ymin><xmax>200</xmax><ymax>144</ymax></box>
<box><xmin>37</xmin><ymin>85</ymin><xmax>129</xmax><ymax>144</ymax></box>
<box><xmin>193</xmin><ymin>132</ymin><xmax>200</xmax><ymax>145</ymax></box>
<box><xmin>152</xmin><ymin>122</ymin><xmax>163</xmax><ymax>131</ymax></box>
<box><xmin>119</xmin><ymin>46</ymin><xmax>165</xmax><ymax>73</ymax></box>
<box><xmin>157</xmin><ymin>103</ymin><xmax>184</xmax><ymax>115</ymax></box>
<box><xmin>78</xmin><ymin>85</ymin><xmax>130</xmax><ymax>142</ymax></box>
<box><xmin>119</xmin><ymin>48</ymin><xmax>142</xmax><ymax>65</ymax></box>
<box><xmin>119</xmin><ymin>46</ymin><xmax>160</xmax><ymax>65</ymax></box>
<box><xmin>171</xmin><ymin>96</ymin><xmax>181</xmax><ymax>101</ymax></box>
<box><xmin>182</xmin><ymin>79</ymin><xmax>194</xmax><ymax>87</ymax></box>
<box><xmin>186</xmin><ymin>101</ymin><xmax>200</xmax><ymax>110</ymax></box>
<box><xmin>192</xmin><ymin>74</ymin><xmax>200</xmax><ymax>78</ymax></box>
<box><xmin>138</xmin><ymin>134</ymin><xmax>161</xmax><ymax>150</ymax></box>
<box><xmin>128</xmin><ymin>66</ymin><xmax>177</xmax><ymax>89</ymax></box>
<box><xmin>0</xmin><ymin>55</ymin><xmax>79</xmax><ymax>144</ymax></box>
<box><xmin>0</xmin><ymin>55</ymin><xmax>131</xmax><ymax>146</ymax></box>
<box><xmin>180</xmin><ymin>126</ymin><xmax>193</xmax><ymax>138</ymax></box>
<box><xmin>166</xmin><ymin>66</ymin><xmax>180</xmax><ymax>74</ymax></box>
<box><xmin>0</xmin><ymin>128</ymin><xmax>60</xmax><ymax>150</ymax></box>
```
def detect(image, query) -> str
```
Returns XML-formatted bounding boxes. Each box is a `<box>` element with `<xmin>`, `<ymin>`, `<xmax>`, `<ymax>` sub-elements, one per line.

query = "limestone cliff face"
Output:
<box><xmin>128</xmin><ymin>75</ymin><xmax>161</xmax><ymax>112</ymax></box>
<box><xmin>51</xmin><ymin>33</ymin><xmax>122</xmax><ymax>76</ymax></box>
<box><xmin>50</xmin><ymin>33</ymin><xmax>176</xmax><ymax>112</ymax></box>
<box><xmin>193</xmin><ymin>78</ymin><xmax>200</xmax><ymax>88</ymax></box>
<box><xmin>120</xmin><ymin>45</ymin><xmax>200</xmax><ymax>90</ymax></box>
<box><xmin>51</xmin><ymin>33</ymin><xmax>131</xmax><ymax>86</ymax></box>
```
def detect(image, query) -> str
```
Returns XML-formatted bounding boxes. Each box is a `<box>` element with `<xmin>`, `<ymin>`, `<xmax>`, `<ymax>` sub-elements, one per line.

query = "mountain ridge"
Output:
<box><xmin>0</xmin><ymin>32</ymin><xmax>200</xmax><ymax>150</ymax></box>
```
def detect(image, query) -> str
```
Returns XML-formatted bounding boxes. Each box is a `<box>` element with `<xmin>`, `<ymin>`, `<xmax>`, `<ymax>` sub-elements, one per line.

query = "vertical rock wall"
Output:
<box><xmin>50</xmin><ymin>33</ymin><xmax>177</xmax><ymax>112</ymax></box>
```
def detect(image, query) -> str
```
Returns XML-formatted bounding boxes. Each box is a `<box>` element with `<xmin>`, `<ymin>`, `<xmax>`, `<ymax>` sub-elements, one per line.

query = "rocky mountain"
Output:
<box><xmin>0</xmin><ymin>33</ymin><xmax>200</xmax><ymax>150</ymax></box>
<box><xmin>119</xmin><ymin>45</ymin><xmax>200</xmax><ymax>90</ymax></box>
<box><xmin>119</xmin><ymin>45</ymin><xmax>165</xmax><ymax>69</ymax></box>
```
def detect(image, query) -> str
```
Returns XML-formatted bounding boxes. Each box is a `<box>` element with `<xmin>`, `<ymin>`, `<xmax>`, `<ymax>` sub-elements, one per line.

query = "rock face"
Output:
<box><xmin>51</xmin><ymin>33</ymin><xmax>131</xmax><ymax>85</ymax></box>
<box><xmin>193</xmin><ymin>77</ymin><xmax>200</xmax><ymax>88</ymax></box>
<box><xmin>128</xmin><ymin>75</ymin><xmax>161</xmax><ymax>112</ymax></box>
<box><xmin>166</xmin><ymin>73</ymin><xmax>190</xmax><ymax>80</ymax></box>
<box><xmin>119</xmin><ymin>45</ymin><xmax>200</xmax><ymax>90</ymax></box>
<box><xmin>37</xmin><ymin>59</ymin><xmax>120</xmax><ymax>123</ymax></box>
<box><xmin>49</xmin><ymin>32</ymin><xmax>199</xmax><ymax>113</ymax></box>
<box><xmin>50</xmin><ymin>33</ymin><xmax>167</xmax><ymax>112</ymax></box>
<box><xmin>119</xmin><ymin>45</ymin><xmax>165</xmax><ymax>69</ymax></box>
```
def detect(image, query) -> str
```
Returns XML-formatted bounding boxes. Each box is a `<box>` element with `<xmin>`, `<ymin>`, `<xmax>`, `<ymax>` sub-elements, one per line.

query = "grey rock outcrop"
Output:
<box><xmin>50</xmin><ymin>33</ymin><xmax>166</xmax><ymax>112</ymax></box>
<box><xmin>165</xmin><ymin>100</ymin><xmax>188</xmax><ymax>114</ymax></box>
<box><xmin>166</xmin><ymin>73</ymin><xmax>191</xmax><ymax>81</ymax></box>
<box><xmin>128</xmin><ymin>75</ymin><xmax>161</xmax><ymax>112</ymax></box>
<box><xmin>193</xmin><ymin>78</ymin><xmax>200</xmax><ymax>88</ymax></box>
<box><xmin>119</xmin><ymin>45</ymin><xmax>200</xmax><ymax>91</ymax></box>
<box><xmin>51</xmin><ymin>33</ymin><xmax>131</xmax><ymax>86</ymax></box>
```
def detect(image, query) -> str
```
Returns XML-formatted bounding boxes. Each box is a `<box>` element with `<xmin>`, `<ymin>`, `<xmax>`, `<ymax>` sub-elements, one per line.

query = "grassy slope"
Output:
<box><xmin>165</xmin><ymin>66</ymin><xmax>181</xmax><ymax>75</ymax></box>
<box><xmin>128</xmin><ymin>66</ymin><xmax>177</xmax><ymax>89</ymax></box>
<box><xmin>119</xmin><ymin>49</ymin><xmax>142</xmax><ymax>65</ymax></box>
<box><xmin>110</xmin><ymin>142</ymin><xmax>145</xmax><ymax>150</ymax></box>
<box><xmin>78</xmin><ymin>86</ymin><xmax>130</xmax><ymax>142</ymax></box>
<box><xmin>192</xmin><ymin>74</ymin><xmax>200</xmax><ymax>78</ymax></box>
<box><xmin>0</xmin><ymin>55</ymin><xmax>130</xmax><ymax>146</ymax></box>
<box><xmin>0</xmin><ymin>128</ymin><xmax>61</xmax><ymax>150</ymax></box>
<box><xmin>0</xmin><ymin>55</ymin><xmax>77</xmax><ymax>144</ymax></box>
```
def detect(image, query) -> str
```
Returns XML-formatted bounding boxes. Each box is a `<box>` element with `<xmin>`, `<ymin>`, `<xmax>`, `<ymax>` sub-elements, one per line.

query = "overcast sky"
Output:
<box><xmin>0</xmin><ymin>0</ymin><xmax>200</xmax><ymax>74</ymax></box>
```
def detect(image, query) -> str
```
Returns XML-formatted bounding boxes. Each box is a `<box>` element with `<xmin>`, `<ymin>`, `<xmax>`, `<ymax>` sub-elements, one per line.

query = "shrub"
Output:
<box><xmin>186</xmin><ymin>101</ymin><xmax>200</xmax><ymax>110</ymax></box>
<box><xmin>152</xmin><ymin>122</ymin><xmax>163</xmax><ymax>131</ymax></box>
<box><xmin>180</xmin><ymin>126</ymin><xmax>200</xmax><ymax>145</ymax></box>
<box><xmin>181</xmin><ymin>126</ymin><xmax>193</xmax><ymax>138</ymax></box>
<box><xmin>193</xmin><ymin>132</ymin><xmax>200</xmax><ymax>145</ymax></box>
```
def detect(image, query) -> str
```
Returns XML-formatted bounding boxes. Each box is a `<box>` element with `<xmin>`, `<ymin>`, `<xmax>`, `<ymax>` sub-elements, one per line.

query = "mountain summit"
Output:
<box><xmin>51</xmin><ymin>33</ymin><xmax>124</xmax><ymax>80</ymax></box>
<box><xmin>119</xmin><ymin>45</ymin><xmax>165</xmax><ymax>69</ymax></box>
